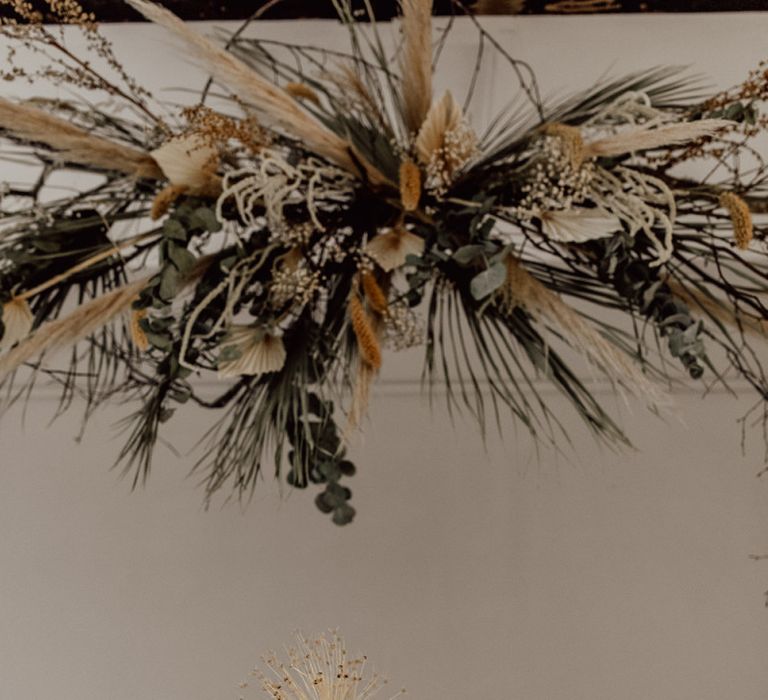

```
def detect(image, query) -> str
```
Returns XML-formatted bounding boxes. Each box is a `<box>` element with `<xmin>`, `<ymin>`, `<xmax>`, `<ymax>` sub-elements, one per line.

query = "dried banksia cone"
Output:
<box><xmin>542</xmin><ymin>122</ymin><xmax>584</xmax><ymax>170</ymax></box>
<box><xmin>129</xmin><ymin>308</ymin><xmax>150</xmax><ymax>352</ymax></box>
<box><xmin>719</xmin><ymin>191</ymin><xmax>753</xmax><ymax>250</ymax></box>
<box><xmin>399</xmin><ymin>159</ymin><xmax>422</xmax><ymax>211</ymax></box>
<box><xmin>284</xmin><ymin>82</ymin><xmax>321</xmax><ymax>105</ymax></box>
<box><xmin>348</xmin><ymin>294</ymin><xmax>382</xmax><ymax>370</ymax></box>
<box><xmin>361</xmin><ymin>272</ymin><xmax>389</xmax><ymax>315</ymax></box>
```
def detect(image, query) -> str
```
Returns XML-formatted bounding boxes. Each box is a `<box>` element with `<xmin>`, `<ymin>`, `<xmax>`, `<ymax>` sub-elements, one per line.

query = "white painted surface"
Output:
<box><xmin>0</xmin><ymin>13</ymin><xmax>767</xmax><ymax>700</ymax></box>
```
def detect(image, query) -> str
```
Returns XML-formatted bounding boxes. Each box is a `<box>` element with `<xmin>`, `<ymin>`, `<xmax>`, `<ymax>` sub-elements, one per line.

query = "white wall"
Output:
<box><xmin>0</xmin><ymin>13</ymin><xmax>767</xmax><ymax>700</ymax></box>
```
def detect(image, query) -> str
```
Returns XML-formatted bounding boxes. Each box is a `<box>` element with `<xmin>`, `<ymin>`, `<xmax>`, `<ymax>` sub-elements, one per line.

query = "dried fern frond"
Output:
<box><xmin>399</xmin><ymin>0</ymin><xmax>434</xmax><ymax>134</ymax></box>
<box><xmin>0</xmin><ymin>97</ymin><xmax>161</xmax><ymax>178</ymax></box>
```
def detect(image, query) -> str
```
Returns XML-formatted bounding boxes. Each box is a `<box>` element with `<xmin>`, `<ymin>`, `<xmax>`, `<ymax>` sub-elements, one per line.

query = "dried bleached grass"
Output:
<box><xmin>583</xmin><ymin>119</ymin><xmax>731</xmax><ymax>158</ymax></box>
<box><xmin>399</xmin><ymin>0</ymin><xmax>434</xmax><ymax>134</ymax></box>
<box><xmin>501</xmin><ymin>257</ymin><xmax>665</xmax><ymax>404</ymax></box>
<box><xmin>127</xmin><ymin>0</ymin><xmax>387</xmax><ymax>185</ymax></box>
<box><xmin>0</xmin><ymin>274</ymin><xmax>152</xmax><ymax>379</ymax></box>
<box><xmin>0</xmin><ymin>96</ymin><xmax>161</xmax><ymax>178</ymax></box>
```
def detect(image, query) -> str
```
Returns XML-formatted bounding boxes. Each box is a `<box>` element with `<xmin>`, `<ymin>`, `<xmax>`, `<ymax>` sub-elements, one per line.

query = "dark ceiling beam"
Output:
<box><xmin>1</xmin><ymin>0</ymin><xmax>765</xmax><ymax>23</ymax></box>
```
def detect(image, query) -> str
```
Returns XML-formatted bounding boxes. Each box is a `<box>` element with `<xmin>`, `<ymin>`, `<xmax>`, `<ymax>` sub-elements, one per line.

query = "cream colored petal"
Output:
<box><xmin>217</xmin><ymin>326</ymin><xmax>286</xmax><ymax>378</ymax></box>
<box><xmin>365</xmin><ymin>229</ymin><xmax>425</xmax><ymax>271</ymax></box>
<box><xmin>0</xmin><ymin>299</ymin><xmax>33</xmax><ymax>351</ymax></box>
<box><xmin>539</xmin><ymin>209</ymin><xmax>621</xmax><ymax>243</ymax></box>
<box><xmin>151</xmin><ymin>133</ymin><xmax>218</xmax><ymax>191</ymax></box>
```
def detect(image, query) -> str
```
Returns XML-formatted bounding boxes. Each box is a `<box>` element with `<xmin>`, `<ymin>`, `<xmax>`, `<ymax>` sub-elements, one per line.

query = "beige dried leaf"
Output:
<box><xmin>415</xmin><ymin>90</ymin><xmax>463</xmax><ymax>164</ymax></box>
<box><xmin>217</xmin><ymin>327</ymin><xmax>286</xmax><ymax>378</ymax></box>
<box><xmin>0</xmin><ymin>299</ymin><xmax>33</xmax><ymax>351</ymax></box>
<box><xmin>365</xmin><ymin>227</ymin><xmax>425</xmax><ymax>271</ymax></box>
<box><xmin>151</xmin><ymin>133</ymin><xmax>219</xmax><ymax>193</ymax></box>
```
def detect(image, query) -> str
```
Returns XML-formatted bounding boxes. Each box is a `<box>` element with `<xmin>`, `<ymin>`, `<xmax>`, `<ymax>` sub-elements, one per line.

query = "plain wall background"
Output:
<box><xmin>0</xmin><ymin>12</ymin><xmax>767</xmax><ymax>700</ymax></box>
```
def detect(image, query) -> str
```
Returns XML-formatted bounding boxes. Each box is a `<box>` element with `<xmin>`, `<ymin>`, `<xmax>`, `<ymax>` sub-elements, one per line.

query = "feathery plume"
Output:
<box><xmin>0</xmin><ymin>97</ymin><xmax>161</xmax><ymax>178</ymax></box>
<box><xmin>668</xmin><ymin>279</ymin><xmax>767</xmax><ymax>337</ymax></box>
<box><xmin>348</xmin><ymin>294</ymin><xmax>382</xmax><ymax>370</ymax></box>
<box><xmin>500</xmin><ymin>257</ymin><xmax>664</xmax><ymax>403</ymax></box>
<box><xmin>399</xmin><ymin>0</ymin><xmax>434</xmax><ymax>134</ymax></box>
<box><xmin>249</xmin><ymin>631</ymin><xmax>403</xmax><ymax>700</ymax></box>
<box><xmin>583</xmin><ymin>119</ymin><xmax>731</xmax><ymax>158</ymax></box>
<box><xmin>361</xmin><ymin>271</ymin><xmax>389</xmax><ymax>315</ymax></box>
<box><xmin>126</xmin><ymin>0</ymin><xmax>386</xmax><ymax>184</ymax></box>
<box><xmin>150</xmin><ymin>184</ymin><xmax>187</xmax><ymax>220</ymax></box>
<box><xmin>284</xmin><ymin>82</ymin><xmax>321</xmax><ymax>105</ymax></box>
<box><xmin>718</xmin><ymin>191</ymin><xmax>753</xmax><ymax>250</ymax></box>
<box><xmin>0</xmin><ymin>275</ymin><xmax>152</xmax><ymax>379</ymax></box>
<box><xmin>399</xmin><ymin>158</ymin><xmax>422</xmax><ymax>211</ymax></box>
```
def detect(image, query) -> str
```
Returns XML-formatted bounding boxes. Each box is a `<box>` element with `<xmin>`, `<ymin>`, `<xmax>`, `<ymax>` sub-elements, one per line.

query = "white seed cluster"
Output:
<box><xmin>424</xmin><ymin>122</ymin><xmax>478</xmax><ymax>195</ymax></box>
<box><xmin>384</xmin><ymin>300</ymin><xmax>423</xmax><ymax>350</ymax></box>
<box><xmin>306</xmin><ymin>225</ymin><xmax>357</xmax><ymax>267</ymax></box>
<box><xmin>512</xmin><ymin>135</ymin><xmax>595</xmax><ymax>219</ymax></box>
<box><xmin>269</xmin><ymin>264</ymin><xmax>320</xmax><ymax>309</ymax></box>
<box><xmin>271</xmin><ymin>220</ymin><xmax>314</xmax><ymax>246</ymax></box>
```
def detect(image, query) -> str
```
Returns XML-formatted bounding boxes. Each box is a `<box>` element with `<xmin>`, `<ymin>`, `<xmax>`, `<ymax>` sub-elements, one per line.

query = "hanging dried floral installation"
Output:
<box><xmin>0</xmin><ymin>0</ymin><xmax>766</xmax><ymax>524</ymax></box>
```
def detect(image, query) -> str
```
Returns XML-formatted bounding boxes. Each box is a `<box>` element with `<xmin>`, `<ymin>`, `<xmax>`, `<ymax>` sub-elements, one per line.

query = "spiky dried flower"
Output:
<box><xmin>243</xmin><ymin>631</ymin><xmax>404</xmax><ymax>700</ymax></box>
